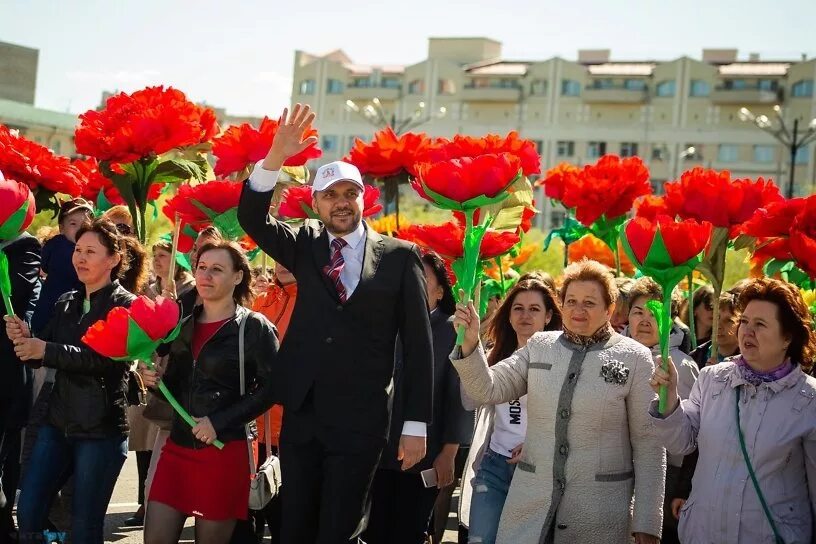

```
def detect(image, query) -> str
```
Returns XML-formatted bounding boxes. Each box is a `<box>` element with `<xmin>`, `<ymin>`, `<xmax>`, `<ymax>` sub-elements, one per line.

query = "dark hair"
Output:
<box><xmin>629</xmin><ymin>277</ymin><xmax>682</xmax><ymax>317</ymax></box>
<box><xmin>196</xmin><ymin>241</ymin><xmax>254</xmax><ymax>306</ymax></box>
<box><xmin>718</xmin><ymin>290</ymin><xmax>740</xmax><ymax>315</ymax></box>
<box><xmin>692</xmin><ymin>284</ymin><xmax>715</xmax><ymax>312</ymax></box>
<box><xmin>151</xmin><ymin>240</ymin><xmax>191</xmax><ymax>282</ymax></box>
<box><xmin>737</xmin><ymin>278</ymin><xmax>816</xmax><ymax>370</ymax></box>
<box><xmin>119</xmin><ymin>237</ymin><xmax>149</xmax><ymax>294</ymax></box>
<box><xmin>518</xmin><ymin>270</ymin><xmax>556</xmax><ymax>292</ymax></box>
<box><xmin>421</xmin><ymin>252</ymin><xmax>456</xmax><ymax>316</ymax></box>
<box><xmin>74</xmin><ymin>218</ymin><xmax>130</xmax><ymax>282</ymax></box>
<box><xmin>487</xmin><ymin>278</ymin><xmax>563</xmax><ymax>366</ymax></box>
<box><xmin>57</xmin><ymin>198</ymin><xmax>93</xmax><ymax>225</ymax></box>
<box><xmin>560</xmin><ymin>259</ymin><xmax>618</xmax><ymax>308</ymax></box>
<box><xmin>192</xmin><ymin>226</ymin><xmax>225</xmax><ymax>267</ymax></box>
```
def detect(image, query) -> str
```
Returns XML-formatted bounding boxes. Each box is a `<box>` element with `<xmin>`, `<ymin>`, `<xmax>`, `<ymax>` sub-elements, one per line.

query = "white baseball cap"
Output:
<box><xmin>312</xmin><ymin>161</ymin><xmax>364</xmax><ymax>193</ymax></box>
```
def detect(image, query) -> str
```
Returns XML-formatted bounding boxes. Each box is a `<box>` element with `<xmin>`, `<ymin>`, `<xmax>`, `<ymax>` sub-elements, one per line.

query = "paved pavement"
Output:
<box><xmin>18</xmin><ymin>452</ymin><xmax>461</xmax><ymax>543</ymax></box>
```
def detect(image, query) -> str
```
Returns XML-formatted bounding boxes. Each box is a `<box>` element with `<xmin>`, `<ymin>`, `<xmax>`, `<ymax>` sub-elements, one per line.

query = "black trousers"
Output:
<box><xmin>278</xmin><ymin>410</ymin><xmax>383</xmax><ymax>544</ymax></box>
<box><xmin>135</xmin><ymin>450</ymin><xmax>151</xmax><ymax>506</ymax></box>
<box><xmin>0</xmin><ymin>425</ymin><xmax>22</xmax><ymax>536</ymax></box>
<box><xmin>362</xmin><ymin>468</ymin><xmax>439</xmax><ymax>544</ymax></box>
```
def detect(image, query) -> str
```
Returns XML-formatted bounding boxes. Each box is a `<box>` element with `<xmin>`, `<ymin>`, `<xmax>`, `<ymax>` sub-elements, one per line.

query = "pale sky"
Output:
<box><xmin>2</xmin><ymin>0</ymin><xmax>815</xmax><ymax>118</ymax></box>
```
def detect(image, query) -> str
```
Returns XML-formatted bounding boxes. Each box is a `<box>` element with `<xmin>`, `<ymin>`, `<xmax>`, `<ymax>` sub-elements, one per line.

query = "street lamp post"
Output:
<box><xmin>739</xmin><ymin>105</ymin><xmax>816</xmax><ymax>198</ymax></box>
<box><xmin>345</xmin><ymin>97</ymin><xmax>447</xmax><ymax>226</ymax></box>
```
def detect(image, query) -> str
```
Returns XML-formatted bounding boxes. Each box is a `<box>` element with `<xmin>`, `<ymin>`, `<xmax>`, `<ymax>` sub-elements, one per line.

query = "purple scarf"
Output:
<box><xmin>735</xmin><ymin>355</ymin><xmax>794</xmax><ymax>386</ymax></box>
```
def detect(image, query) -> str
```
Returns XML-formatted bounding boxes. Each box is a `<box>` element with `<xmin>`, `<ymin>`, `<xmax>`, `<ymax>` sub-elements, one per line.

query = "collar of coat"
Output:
<box><xmin>562</xmin><ymin>322</ymin><xmax>614</xmax><ymax>348</ymax></box>
<box><xmin>713</xmin><ymin>359</ymin><xmax>807</xmax><ymax>394</ymax></box>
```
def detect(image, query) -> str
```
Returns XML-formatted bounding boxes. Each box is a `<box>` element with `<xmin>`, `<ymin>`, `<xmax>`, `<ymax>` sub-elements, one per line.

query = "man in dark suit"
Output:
<box><xmin>237</xmin><ymin>104</ymin><xmax>433</xmax><ymax>544</ymax></box>
<box><xmin>0</xmin><ymin>229</ymin><xmax>41</xmax><ymax>539</ymax></box>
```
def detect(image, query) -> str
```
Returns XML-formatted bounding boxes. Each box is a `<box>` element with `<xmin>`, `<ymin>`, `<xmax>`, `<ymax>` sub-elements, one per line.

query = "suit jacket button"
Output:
<box><xmin>325</xmin><ymin>337</ymin><xmax>333</xmax><ymax>344</ymax></box>
<box><xmin>557</xmin><ymin>523</ymin><xmax>568</xmax><ymax>530</ymax></box>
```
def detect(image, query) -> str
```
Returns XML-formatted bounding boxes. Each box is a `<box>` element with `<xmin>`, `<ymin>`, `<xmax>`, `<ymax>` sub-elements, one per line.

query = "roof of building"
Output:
<box><xmin>587</xmin><ymin>63</ymin><xmax>657</xmax><ymax>76</ymax></box>
<box><xmin>0</xmin><ymin>99</ymin><xmax>77</xmax><ymax>130</ymax></box>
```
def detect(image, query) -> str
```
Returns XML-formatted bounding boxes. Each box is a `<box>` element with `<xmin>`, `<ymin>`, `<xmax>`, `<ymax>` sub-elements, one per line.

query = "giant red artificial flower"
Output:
<box><xmin>0</xmin><ymin>179</ymin><xmax>36</xmax><ymax>240</ymax></box>
<box><xmin>625</xmin><ymin>215</ymin><xmax>712</xmax><ymax>266</ymax></box>
<box><xmin>344</xmin><ymin>127</ymin><xmax>430</xmax><ymax>178</ymax></box>
<box><xmin>212</xmin><ymin>116</ymin><xmax>321</xmax><ymax>177</ymax></box>
<box><xmin>0</xmin><ymin>124</ymin><xmax>84</xmax><ymax>196</ymax></box>
<box><xmin>82</xmin><ymin>306</ymin><xmax>130</xmax><ymax>357</ymax></box>
<box><xmin>163</xmin><ymin>180</ymin><xmax>242</xmax><ymax>226</ymax></box>
<box><xmin>278</xmin><ymin>184</ymin><xmax>383</xmax><ymax>219</ymax></box>
<box><xmin>412</xmin><ymin>153</ymin><xmax>521</xmax><ymax>208</ymax></box>
<box><xmin>76</xmin><ymin>157</ymin><xmax>163</xmax><ymax>206</ymax></box>
<box><xmin>633</xmin><ymin>195</ymin><xmax>676</xmax><ymax>221</ymax></box>
<box><xmin>664</xmin><ymin>168</ymin><xmax>783</xmax><ymax>237</ymax></box>
<box><xmin>417</xmin><ymin>132</ymin><xmax>540</xmax><ymax>176</ymax></box>
<box><xmin>740</xmin><ymin>198</ymin><xmax>805</xmax><ymax>238</ymax></box>
<box><xmin>538</xmin><ymin>162</ymin><xmax>580</xmax><ymax>201</ymax></box>
<box><xmin>789</xmin><ymin>196</ymin><xmax>816</xmax><ymax>278</ymax></box>
<box><xmin>568</xmin><ymin>235</ymin><xmax>635</xmax><ymax>275</ymax></box>
<box><xmin>561</xmin><ymin>155</ymin><xmax>652</xmax><ymax>226</ymax></box>
<box><xmin>75</xmin><ymin>86</ymin><xmax>219</xmax><ymax>164</ymax></box>
<box><xmin>399</xmin><ymin>221</ymin><xmax>520</xmax><ymax>261</ymax></box>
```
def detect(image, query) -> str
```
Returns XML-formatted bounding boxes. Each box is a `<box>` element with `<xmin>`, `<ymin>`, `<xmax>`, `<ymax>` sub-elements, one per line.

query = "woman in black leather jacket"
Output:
<box><xmin>141</xmin><ymin>240</ymin><xmax>279</xmax><ymax>544</ymax></box>
<box><xmin>5</xmin><ymin>218</ymin><xmax>139</xmax><ymax>544</ymax></box>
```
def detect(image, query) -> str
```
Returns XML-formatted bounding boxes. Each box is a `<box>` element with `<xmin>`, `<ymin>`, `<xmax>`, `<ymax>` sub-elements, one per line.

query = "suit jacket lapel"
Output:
<box><xmin>346</xmin><ymin>227</ymin><xmax>384</xmax><ymax>304</ymax></box>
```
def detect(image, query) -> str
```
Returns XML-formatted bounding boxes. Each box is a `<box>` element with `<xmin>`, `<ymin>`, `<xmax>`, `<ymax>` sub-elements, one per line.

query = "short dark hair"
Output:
<box><xmin>738</xmin><ymin>278</ymin><xmax>816</xmax><ymax>371</ymax></box>
<box><xmin>196</xmin><ymin>241</ymin><xmax>254</xmax><ymax>307</ymax></box>
<box><xmin>421</xmin><ymin>252</ymin><xmax>455</xmax><ymax>316</ymax></box>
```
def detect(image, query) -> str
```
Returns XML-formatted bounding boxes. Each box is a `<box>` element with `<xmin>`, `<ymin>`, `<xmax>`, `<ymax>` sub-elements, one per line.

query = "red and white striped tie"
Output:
<box><xmin>325</xmin><ymin>238</ymin><xmax>348</xmax><ymax>302</ymax></box>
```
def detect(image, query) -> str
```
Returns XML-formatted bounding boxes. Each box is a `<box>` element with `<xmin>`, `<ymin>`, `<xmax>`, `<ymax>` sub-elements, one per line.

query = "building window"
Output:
<box><xmin>724</xmin><ymin>79</ymin><xmax>747</xmax><ymax>90</ymax></box>
<box><xmin>556</xmin><ymin>141</ymin><xmax>575</xmax><ymax>157</ymax></box>
<box><xmin>591</xmin><ymin>78</ymin><xmax>614</xmax><ymax>89</ymax></box>
<box><xmin>531</xmin><ymin>140</ymin><xmax>544</xmax><ymax>154</ymax></box>
<box><xmin>327</xmin><ymin>79</ymin><xmax>344</xmax><ymax>94</ymax></box>
<box><xmin>655</xmin><ymin>80</ymin><xmax>676</xmax><ymax>97</ymax></box>
<box><xmin>795</xmin><ymin>146</ymin><xmax>810</xmax><ymax>164</ymax></box>
<box><xmin>624</xmin><ymin>79</ymin><xmax>647</xmax><ymax>91</ymax></box>
<box><xmin>438</xmin><ymin>79</ymin><xmax>456</xmax><ymax>95</ymax></box>
<box><xmin>620</xmin><ymin>142</ymin><xmax>639</xmax><ymax>158</ymax></box>
<box><xmin>498</xmin><ymin>78</ymin><xmax>519</xmax><ymax>89</ymax></box>
<box><xmin>381</xmin><ymin>77</ymin><xmax>401</xmax><ymax>89</ymax></box>
<box><xmin>587</xmin><ymin>141</ymin><xmax>607</xmax><ymax>158</ymax></box>
<box><xmin>51</xmin><ymin>140</ymin><xmax>61</xmax><ymax>154</ymax></box>
<box><xmin>408</xmin><ymin>79</ymin><xmax>424</xmax><ymax>95</ymax></box>
<box><xmin>650</xmin><ymin>179</ymin><xmax>666</xmax><ymax>195</ymax></box>
<box><xmin>718</xmin><ymin>144</ymin><xmax>739</xmax><ymax>163</ymax></box>
<box><xmin>757</xmin><ymin>79</ymin><xmax>777</xmax><ymax>91</ymax></box>
<box><xmin>299</xmin><ymin>79</ymin><xmax>315</xmax><ymax>95</ymax></box>
<box><xmin>530</xmin><ymin>79</ymin><xmax>548</xmax><ymax>95</ymax></box>
<box><xmin>753</xmin><ymin>145</ymin><xmax>775</xmax><ymax>163</ymax></box>
<box><xmin>550</xmin><ymin>209</ymin><xmax>566</xmax><ymax>229</ymax></box>
<box><xmin>349</xmin><ymin>77</ymin><xmax>371</xmax><ymax>88</ymax></box>
<box><xmin>651</xmin><ymin>145</ymin><xmax>666</xmax><ymax>161</ymax></box>
<box><xmin>561</xmin><ymin>79</ymin><xmax>581</xmax><ymax>96</ymax></box>
<box><xmin>689</xmin><ymin>80</ymin><xmax>710</xmax><ymax>97</ymax></box>
<box><xmin>791</xmin><ymin>80</ymin><xmax>814</xmax><ymax>98</ymax></box>
<box><xmin>321</xmin><ymin>135</ymin><xmax>338</xmax><ymax>152</ymax></box>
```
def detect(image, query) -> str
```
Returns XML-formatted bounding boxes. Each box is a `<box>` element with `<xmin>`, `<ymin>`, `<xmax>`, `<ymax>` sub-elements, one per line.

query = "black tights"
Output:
<box><xmin>144</xmin><ymin>500</ymin><xmax>237</xmax><ymax>544</ymax></box>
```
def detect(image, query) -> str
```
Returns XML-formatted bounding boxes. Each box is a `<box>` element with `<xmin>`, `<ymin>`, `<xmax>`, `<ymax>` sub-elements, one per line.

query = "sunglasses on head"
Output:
<box><xmin>115</xmin><ymin>223</ymin><xmax>133</xmax><ymax>235</ymax></box>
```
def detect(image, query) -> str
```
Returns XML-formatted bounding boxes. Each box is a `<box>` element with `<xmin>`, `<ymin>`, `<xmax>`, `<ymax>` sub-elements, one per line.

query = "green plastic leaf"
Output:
<box><xmin>0</xmin><ymin>250</ymin><xmax>13</xmax><ymax>315</ymax></box>
<box><xmin>33</xmin><ymin>189</ymin><xmax>61</xmax><ymax>219</ymax></box>
<box><xmin>731</xmin><ymin>234</ymin><xmax>756</xmax><ymax>252</ymax></box>
<box><xmin>0</xmin><ymin>199</ymin><xmax>30</xmax><ymax>240</ymax></box>
<box><xmin>544</xmin><ymin>212</ymin><xmax>590</xmax><ymax>250</ymax></box>
<box><xmin>95</xmin><ymin>190</ymin><xmax>114</xmax><ymax>215</ymax></box>
<box><xmin>125</xmin><ymin>317</ymin><xmax>162</xmax><ymax>362</ymax></box>
<box><xmin>151</xmin><ymin>157</ymin><xmax>208</xmax><ymax>185</ymax></box>
<box><xmin>212</xmin><ymin>208</ymin><xmax>245</xmax><ymax>241</ymax></box>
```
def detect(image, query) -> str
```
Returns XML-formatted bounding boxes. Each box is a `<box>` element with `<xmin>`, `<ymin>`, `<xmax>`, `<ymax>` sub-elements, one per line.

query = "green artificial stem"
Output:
<box><xmin>0</xmin><ymin>251</ymin><xmax>14</xmax><ymax>316</ymax></box>
<box><xmin>646</xmin><ymin>296</ymin><xmax>673</xmax><ymax>414</ymax></box>
<box><xmin>142</xmin><ymin>359</ymin><xmax>224</xmax><ymax>449</ymax></box>
<box><xmin>456</xmin><ymin>209</ymin><xmax>488</xmax><ymax>345</ymax></box>
<box><xmin>688</xmin><ymin>274</ymin><xmax>697</xmax><ymax>351</ymax></box>
<box><xmin>1</xmin><ymin>293</ymin><xmax>12</xmax><ymax>317</ymax></box>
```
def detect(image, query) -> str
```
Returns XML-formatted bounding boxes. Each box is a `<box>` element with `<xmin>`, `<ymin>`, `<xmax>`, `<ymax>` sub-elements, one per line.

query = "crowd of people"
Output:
<box><xmin>0</xmin><ymin>103</ymin><xmax>815</xmax><ymax>544</ymax></box>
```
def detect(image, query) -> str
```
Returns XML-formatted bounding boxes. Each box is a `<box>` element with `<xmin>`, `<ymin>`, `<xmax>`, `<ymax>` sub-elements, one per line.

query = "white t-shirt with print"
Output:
<box><xmin>489</xmin><ymin>395</ymin><xmax>527</xmax><ymax>457</ymax></box>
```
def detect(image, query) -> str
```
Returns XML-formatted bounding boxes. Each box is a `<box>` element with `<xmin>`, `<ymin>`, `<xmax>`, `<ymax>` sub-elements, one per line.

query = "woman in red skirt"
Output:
<box><xmin>140</xmin><ymin>241</ymin><xmax>279</xmax><ymax>543</ymax></box>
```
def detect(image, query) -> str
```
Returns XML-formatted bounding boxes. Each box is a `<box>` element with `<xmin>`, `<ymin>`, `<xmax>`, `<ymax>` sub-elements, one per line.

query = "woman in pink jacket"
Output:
<box><xmin>650</xmin><ymin>278</ymin><xmax>816</xmax><ymax>543</ymax></box>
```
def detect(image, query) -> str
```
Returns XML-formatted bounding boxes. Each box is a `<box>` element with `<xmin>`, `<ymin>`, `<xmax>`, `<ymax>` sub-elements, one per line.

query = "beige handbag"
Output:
<box><xmin>238</xmin><ymin>313</ymin><xmax>282</xmax><ymax>511</ymax></box>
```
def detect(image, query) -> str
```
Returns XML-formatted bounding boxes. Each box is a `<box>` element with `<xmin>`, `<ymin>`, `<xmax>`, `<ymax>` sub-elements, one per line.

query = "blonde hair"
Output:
<box><xmin>560</xmin><ymin>259</ymin><xmax>618</xmax><ymax>308</ymax></box>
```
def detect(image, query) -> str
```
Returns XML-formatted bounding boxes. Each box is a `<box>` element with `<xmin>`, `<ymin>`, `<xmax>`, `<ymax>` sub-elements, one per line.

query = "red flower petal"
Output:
<box><xmin>0</xmin><ymin>124</ymin><xmax>84</xmax><ymax>196</ymax></box>
<box><xmin>0</xmin><ymin>179</ymin><xmax>36</xmax><ymax>238</ymax></box>
<box><xmin>81</xmin><ymin>306</ymin><xmax>130</xmax><ymax>358</ymax></box>
<box><xmin>414</xmin><ymin>153</ymin><xmax>521</xmax><ymax>205</ymax></box>
<box><xmin>129</xmin><ymin>296</ymin><xmax>180</xmax><ymax>341</ymax></box>
<box><xmin>344</xmin><ymin>128</ymin><xmax>430</xmax><ymax>178</ymax></box>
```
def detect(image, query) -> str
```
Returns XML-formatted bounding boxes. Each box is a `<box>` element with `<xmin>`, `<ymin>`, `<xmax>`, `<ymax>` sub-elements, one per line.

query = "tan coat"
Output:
<box><xmin>452</xmin><ymin>331</ymin><xmax>666</xmax><ymax>544</ymax></box>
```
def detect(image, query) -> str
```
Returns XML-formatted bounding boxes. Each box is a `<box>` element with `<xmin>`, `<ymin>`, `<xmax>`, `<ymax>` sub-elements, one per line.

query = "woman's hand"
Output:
<box><xmin>432</xmin><ymin>445</ymin><xmax>458</xmax><ymax>489</ymax></box>
<box><xmin>13</xmin><ymin>337</ymin><xmax>46</xmax><ymax>361</ymax></box>
<box><xmin>137</xmin><ymin>361</ymin><xmax>162</xmax><ymax>389</ymax></box>
<box><xmin>649</xmin><ymin>355</ymin><xmax>680</xmax><ymax>414</ymax></box>
<box><xmin>507</xmin><ymin>443</ymin><xmax>524</xmax><ymax>464</ymax></box>
<box><xmin>4</xmin><ymin>315</ymin><xmax>31</xmax><ymax>342</ymax></box>
<box><xmin>633</xmin><ymin>533</ymin><xmax>659</xmax><ymax>544</ymax></box>
<box><xmin>671</xmin><ymin>498</ymin><xmax>686</xmax><ymax>520</ymax></box>
<box><xmin>192</xmin><ymin>416</ymin><xmax>218</xmax><ymax>446</ymax></box>
<box><xmin>452</xmin><ymin>295</ymin><xmax>480</xmax><ymax>357</ymax></box>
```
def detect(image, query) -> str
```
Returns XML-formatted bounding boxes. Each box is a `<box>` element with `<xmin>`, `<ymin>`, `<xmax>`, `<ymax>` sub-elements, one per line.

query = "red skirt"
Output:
<box><xmin>149</xmin><ymin>438</ymin><xmax>250</xmax><ymax>520</ymax></box>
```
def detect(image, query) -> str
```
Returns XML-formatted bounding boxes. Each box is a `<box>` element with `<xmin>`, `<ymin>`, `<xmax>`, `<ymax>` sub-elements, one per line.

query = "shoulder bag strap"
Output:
<box><xmin>735</xmin><ymin>387</ymin><xmax>784</xmax><ymax>544</ymax></box>
<box><xmin>238</xmin><ymin>312</ymin><xmax>257</xmax><ymax>475</ymax></box>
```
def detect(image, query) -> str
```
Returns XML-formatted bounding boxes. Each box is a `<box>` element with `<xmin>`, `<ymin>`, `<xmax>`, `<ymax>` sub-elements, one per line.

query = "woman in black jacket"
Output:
<box><xmin>141</xmin><ymin>240</ymin><xmax>279</xmax><ymax>544</ymax></box>
<box><xmin>363</xmin><ymin>251</ymin><xmax>474</xmax><ymax>544</ymax></box>
<box><xmin>5</xmin><ymin>219</ymin><xmax>137</xmax><ymax>544</ymax></box>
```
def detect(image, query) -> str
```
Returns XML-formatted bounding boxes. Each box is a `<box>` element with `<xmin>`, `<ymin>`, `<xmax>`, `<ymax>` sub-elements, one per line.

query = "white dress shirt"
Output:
<box><xmin>249</xmin><ymin>161</ymin><xmax>426</xmax><ymax>437</ymax></box>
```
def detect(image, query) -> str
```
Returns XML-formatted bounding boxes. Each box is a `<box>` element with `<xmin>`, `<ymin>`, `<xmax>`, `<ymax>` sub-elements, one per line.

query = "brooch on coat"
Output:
<box><xmin>600</xmin><ymin>360</ymin><xmax>630</xmax><ymax>385</ymax></box>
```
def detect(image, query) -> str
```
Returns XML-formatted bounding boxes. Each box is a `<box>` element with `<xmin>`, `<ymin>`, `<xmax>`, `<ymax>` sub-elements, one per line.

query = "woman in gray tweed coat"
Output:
<box><xmin>451</xmin><ymin>260</ymin><xmax>665</xmax><ymax>544</ymax></box>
